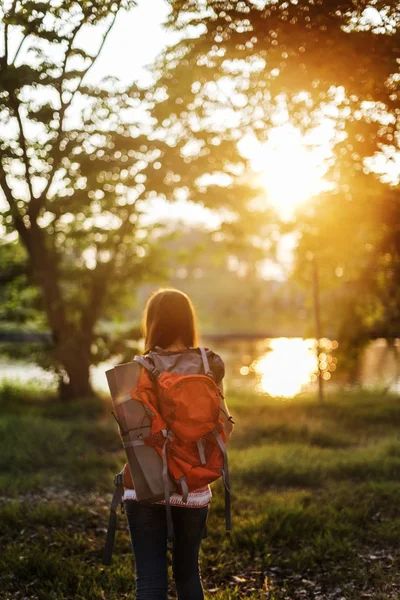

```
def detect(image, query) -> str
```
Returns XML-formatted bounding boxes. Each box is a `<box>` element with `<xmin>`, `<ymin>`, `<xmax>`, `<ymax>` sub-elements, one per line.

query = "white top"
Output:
<box><xmin>122</xmin><ymin>484</ymin><xmax>212</xmax><ymax>507</ymax></box>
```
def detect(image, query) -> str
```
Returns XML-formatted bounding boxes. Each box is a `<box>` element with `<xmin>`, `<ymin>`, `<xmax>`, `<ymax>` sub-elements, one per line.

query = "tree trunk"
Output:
<box><xmin>58</xmin><ymin>350</ymin><xmax>96</xmax><ymax>401</ymax></box>
<box><xmin>18</xmin><ymin>223</ymin><xmax>96</xmax><ymax>400</ymax></box>
<box><xmin>387</xmin><ymin>338</ymin><xmax>400</xmax><ymax>393</ymax></box>
<box><xmin>345</xmin><ymin>345</ymin><xmax>363</xmax><ymax>387</ymax></box>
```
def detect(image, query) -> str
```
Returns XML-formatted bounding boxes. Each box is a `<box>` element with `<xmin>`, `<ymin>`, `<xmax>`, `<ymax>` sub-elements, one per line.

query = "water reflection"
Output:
<box><xmin>242</xmin><ymin>337</ymin><xmax>338</xmax><ymax>398</ymax></box>
<box><xmin>7</xmin><ymin>336</ymin><xmax>400</xmax><ymax>397</ymax></box>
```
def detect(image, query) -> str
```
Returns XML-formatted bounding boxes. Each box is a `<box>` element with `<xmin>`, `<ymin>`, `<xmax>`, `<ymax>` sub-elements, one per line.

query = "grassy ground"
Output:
<box><xmin>2</xmin><ymin>380</ymin><xmax>400</xmax><ymax>599</ymax></box>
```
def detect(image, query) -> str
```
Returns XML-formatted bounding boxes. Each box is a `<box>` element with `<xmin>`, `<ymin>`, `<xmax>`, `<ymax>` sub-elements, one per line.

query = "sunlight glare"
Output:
<box><xmin>252</xmin><ymin>338</ymin><xmax>319</xmax><ymax>397</ymax></box>
<box><xmin>240</xmin><ymin>125</ymin><xmax>332</xmax><ymax>220</ymax></box>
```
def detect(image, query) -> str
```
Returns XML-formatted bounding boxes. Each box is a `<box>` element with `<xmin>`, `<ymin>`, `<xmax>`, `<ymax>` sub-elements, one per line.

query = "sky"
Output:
<box><xmin>85</xmin><ymin>0</ymin><xmax>175</xmax><ymax>87</ymax></box>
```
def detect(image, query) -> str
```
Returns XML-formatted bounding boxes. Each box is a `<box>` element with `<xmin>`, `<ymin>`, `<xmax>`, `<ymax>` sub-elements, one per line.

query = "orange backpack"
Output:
<box><xmin>129</xmin><ymin>347</ymin><xmax>231</xmax><ymax>540</ymax></box>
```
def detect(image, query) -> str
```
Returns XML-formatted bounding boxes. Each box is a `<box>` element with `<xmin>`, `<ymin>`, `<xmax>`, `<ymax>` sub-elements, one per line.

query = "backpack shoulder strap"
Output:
<box><xmin>134</xmin><ymin>355</ymin><xmax>162</xmax><ymax>380</ymax></box>
<box><xmin>102</xmin><ymin>469</ymin><xmax>125</xmax><ymax>565</ymax></box>
<box><xmin>199</xmin><ymin>346</ymin><xmax>214</xmax><ymax>379</ymax></box>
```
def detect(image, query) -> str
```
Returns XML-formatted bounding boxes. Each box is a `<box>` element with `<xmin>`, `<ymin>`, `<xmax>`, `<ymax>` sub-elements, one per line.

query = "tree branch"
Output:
<box><xmin>79</xmin><ymin>202</ymin><xmax>139</xmax><ymax>334</ymax></box>
<box><xmin>80</xmin><ymin>266</ymin><xmax>111</xmax><ymax>335</ymax></box>
<box><xmin>11</xmin><ymin>97</ymin><xmax>35</xmax><ymax>204</ymax></box>
<box><xmin>3</xmin><ymin>0</ymin><xmax>18</xmax><ymax>64</ymax></box>
<box><xmin>1</xmin><ymin>4</ymin><xmax>35</xmax><ymax>218</ymax></box>
<box><xmin>0</xmin><ymin>159</ymin><xmax>30</xmax><ymax>247</ymax></box>
<box><xmin>77</xmin><ymin>10</ymin><xmax>118</xmax><ymax>86</ymax></box>
<box><xmin>11</xmin><ymin>33</ymin><xmax>29</xmax><ymax>65</ymax></box>
<box><xmin>27</xmin><ymin>18</ymin><xmax>86</xmax><ymax>221</ymax></box>
<box><xmin>3</xmin><ymin>23</ymin><xmax>8</xmax><ymax>64</ymax></box>
<box><xmin>39</xmin><ymin>10</ymin><xmax>119</xmax><ymax>208</ymax></box>
<box><xmin>0</xmin><ymin>163</ymin><xmax>16</xmax><ymax>209</ymax></box>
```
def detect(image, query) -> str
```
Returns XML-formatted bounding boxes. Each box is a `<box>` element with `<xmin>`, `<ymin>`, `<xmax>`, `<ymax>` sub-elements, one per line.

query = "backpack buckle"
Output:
<box><xmin>150</xmin><ymin>367</ymin><xmax>162</xmax><ymax>380</ymax></box>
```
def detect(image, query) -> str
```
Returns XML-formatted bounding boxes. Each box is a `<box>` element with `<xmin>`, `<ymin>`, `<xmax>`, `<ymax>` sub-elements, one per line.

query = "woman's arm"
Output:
<box><xmin>218</xmin><ymin>381</ymin><xmax>234</xmax><ymax>441</ymax></box>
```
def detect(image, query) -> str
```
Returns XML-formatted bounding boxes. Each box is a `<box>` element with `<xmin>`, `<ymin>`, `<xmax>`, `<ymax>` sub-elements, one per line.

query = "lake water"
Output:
<box><xmin>1</xmin><ymin>337</ymin><xmax>399</xmax><ymax>397</ymax></box>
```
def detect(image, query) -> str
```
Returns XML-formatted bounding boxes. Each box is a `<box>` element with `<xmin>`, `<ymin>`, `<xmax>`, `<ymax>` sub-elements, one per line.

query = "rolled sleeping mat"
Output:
<box><xmin>106</xmin><ymin>361</ymin><xmax>176</xmax><ymax>501</ymax></box>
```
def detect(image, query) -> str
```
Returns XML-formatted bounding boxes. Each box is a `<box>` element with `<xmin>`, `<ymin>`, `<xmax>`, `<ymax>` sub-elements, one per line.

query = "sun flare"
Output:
<box><xmin>252</xmin><ymin>338</ymin><xmax>319</xmax><ymax>397</ymax></box>
<box><xmin>259</xmin><ymin>144</ymin><xmax>326</xmax><ymax>216</ymax></box>
<box><xmin>240</xmin><ymin>124</ymin><xmax>332</xmax><ymax>219</ymax></box>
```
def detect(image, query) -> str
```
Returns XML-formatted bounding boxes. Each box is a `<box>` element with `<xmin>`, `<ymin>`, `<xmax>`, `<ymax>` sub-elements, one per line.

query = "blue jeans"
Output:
<box><xmin>124</xmin><ymin>501</ymin><xmax>209</xmax><ymax>600</ymax></box>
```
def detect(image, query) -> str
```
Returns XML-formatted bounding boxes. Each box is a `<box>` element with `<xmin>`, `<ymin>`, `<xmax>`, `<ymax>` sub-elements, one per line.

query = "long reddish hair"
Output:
<box><xmin>142</xmin><ymin>288</ymin><xmax>199</xmax><ymax>353</ymax></box>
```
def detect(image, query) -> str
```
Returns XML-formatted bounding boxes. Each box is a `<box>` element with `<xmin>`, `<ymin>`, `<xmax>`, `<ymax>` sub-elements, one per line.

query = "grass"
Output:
<box><xmin>2</xmin><ymin>380</ymin><xmax>400</xmax><ymax>599</ymax></box>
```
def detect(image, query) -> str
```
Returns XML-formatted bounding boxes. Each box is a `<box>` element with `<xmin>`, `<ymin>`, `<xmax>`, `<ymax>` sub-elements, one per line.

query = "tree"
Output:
<box><xmin>0</xmin><ymin>0</ymin><xmax>174</xmax><ymax>399</ymax></box>
<box><xmin>154</xmin><ymin>1</ymin><xmax>399</xmax><ymax>364</ymax></box>
<box><xmin>0</xmin><ymin>0</ymin><xmax>271</xmax><ymax>399</ymax></box>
